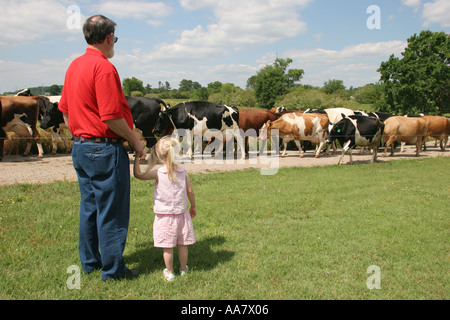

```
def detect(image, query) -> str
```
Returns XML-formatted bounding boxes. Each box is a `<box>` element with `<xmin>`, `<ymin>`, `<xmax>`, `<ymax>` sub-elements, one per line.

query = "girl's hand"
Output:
<box><xmin>189</xmin><ymin>206</ymin><xmax>196</xmax><ymax>218</ymax></box>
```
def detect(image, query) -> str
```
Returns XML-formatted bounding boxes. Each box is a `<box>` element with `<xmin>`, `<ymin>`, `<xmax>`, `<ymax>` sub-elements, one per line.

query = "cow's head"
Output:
<box><xmin>154</xmin><ymin>110</ymin><xmax>174</xmax><ymax>137</ymax></box>
<box><xmin>258</xmin><ymin>120</ymin><xmax>272</xmax><ymax>141</ymax></box>
<box><xmin>40</xmin><ymin>102</ymin><xmax>60</xmax><ymax>130</ymax></box>
<box><xmin>326</xmin><ymin>119</ymin><xmax>346</xmax><ymax>145</ymax></box>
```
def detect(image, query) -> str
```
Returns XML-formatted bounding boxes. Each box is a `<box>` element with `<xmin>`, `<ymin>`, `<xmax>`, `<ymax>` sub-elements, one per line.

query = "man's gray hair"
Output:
<box><xmin>83</xmin><ymin>15</ymin><xmax>117</xmax><ymax>45</ymax></box>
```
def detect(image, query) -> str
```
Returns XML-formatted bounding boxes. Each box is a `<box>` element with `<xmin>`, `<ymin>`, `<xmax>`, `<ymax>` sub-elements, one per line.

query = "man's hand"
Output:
<box><xmin>104</xmin><ymin>118</ymin><xmax>146</xmax><ymax>160</ymax></box>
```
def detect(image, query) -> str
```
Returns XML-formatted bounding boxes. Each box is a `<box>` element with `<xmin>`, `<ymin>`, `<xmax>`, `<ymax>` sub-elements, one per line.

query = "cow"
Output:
<box><xmin>154</xmin><ymin>101</ymin><xmax>245</xmax><ymax>159</ymax></box>
<box><xmin>324</xmin><ymin>108</ymin><xmax>356</xmax><ymax>153</ymax></box>
<box><xmin>0</xmin><ymin>96</ymin><xmax>44</xmax><ymax>158</ymax></box>
<box><xmin>326</xmin><ymin>115</ymin><xmax>384</xmax><ymax>165</ymax></box>
<box><xmin>126</xmin><ymin>96</ymin><xmax>168</xmax><ymax>149</ymax></box>
<box><xmin>238</xmin><ymin>109</ymin><xmax>278</xmax><ymax>155</ymax></box>
<box><xmin>382</xmin><ymin>116</ymin><xmax>426</xmax><ymax>157</ymax></box>
<box><xmin>259</xmin><ymin>111</ymin><xmax>329</xmax><ymax>158</ymax></box>
<box><xmin>15</xmin><ymin>88</ymin><xmax>32</xmax><ymax>96</ymax></box>
<box><xmin>367</xmin><ymin>112</ymin><xmax>395</xmax><ymax>122</ymax></box>
<box><xmin>420</xmin><ymin>115</ymin><xmax>450</xmax><ymax>151</ymax></box>
<box><xmin>40</xmin><ymin>102</ymin><xmax>71</xmax><ymax>154</ymax></box>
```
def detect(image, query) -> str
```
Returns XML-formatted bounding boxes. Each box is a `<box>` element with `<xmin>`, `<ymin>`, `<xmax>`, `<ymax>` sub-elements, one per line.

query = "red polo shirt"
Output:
<box><xmin>59</xmin><ymin>48</ymin><xmax>133</xmax><ymax>139</ymax></box>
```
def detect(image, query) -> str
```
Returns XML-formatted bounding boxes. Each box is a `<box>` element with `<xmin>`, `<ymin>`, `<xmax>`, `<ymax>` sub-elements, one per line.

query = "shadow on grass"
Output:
<box><xmin>125</xmin><ymin>235</ymin><xmax>235</xmax><ymax>274</ymax></box>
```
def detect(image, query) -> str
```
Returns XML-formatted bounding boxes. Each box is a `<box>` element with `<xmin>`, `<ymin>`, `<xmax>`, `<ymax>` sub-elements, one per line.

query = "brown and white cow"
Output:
<box><xmin>0</xmin><ymin>96</ymin><xmax>44</xmax><ymax>159</ymax></box>
<box><xmin>259</xmin><ymin>111</ymin><xmax>329</xmax><ymax>158</ymax></box>
<box><xmin>382</xmin><ymin>116</ymin><xmax>426</xmax><ymax>157</ymax></box>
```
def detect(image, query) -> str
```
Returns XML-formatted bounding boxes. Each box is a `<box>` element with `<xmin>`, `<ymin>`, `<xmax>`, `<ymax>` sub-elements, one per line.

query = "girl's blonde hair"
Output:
<box><xmin>147</xmin><ymin>136</ymin><xmax>180</xmax><ymax>182</ymax></box>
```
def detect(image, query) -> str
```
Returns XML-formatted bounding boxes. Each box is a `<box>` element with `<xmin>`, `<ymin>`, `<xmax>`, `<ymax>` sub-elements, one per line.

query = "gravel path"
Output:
<box><xmin>0</xmin><ymin>144</ymin><xmax>448</xmax><ymax>186</ymax></box>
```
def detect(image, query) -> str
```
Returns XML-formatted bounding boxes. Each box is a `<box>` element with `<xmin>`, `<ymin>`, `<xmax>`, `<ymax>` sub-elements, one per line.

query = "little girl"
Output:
<box><xmin>134</xmin><ymin>136</ymin><xmax>196</xmax><ymax>281</ymax></box>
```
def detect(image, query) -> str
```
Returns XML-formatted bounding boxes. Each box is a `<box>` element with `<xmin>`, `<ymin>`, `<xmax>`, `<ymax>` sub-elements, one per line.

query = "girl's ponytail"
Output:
<box><xmin>155</xmin><ymin>136</ymin><xmax>180</xmax><ymax>182</ymax></box>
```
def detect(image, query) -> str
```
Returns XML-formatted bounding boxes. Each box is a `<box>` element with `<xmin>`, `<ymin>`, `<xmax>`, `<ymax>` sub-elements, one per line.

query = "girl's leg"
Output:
<box><xmin>178</xmin><ymin>245</ymin><xmax>188</xmax><ymax>272</ymax></box>
<box><xmin>163</xmin><ymin>248</ymin><xmax>174</xmax><ymax>274</ymax></box>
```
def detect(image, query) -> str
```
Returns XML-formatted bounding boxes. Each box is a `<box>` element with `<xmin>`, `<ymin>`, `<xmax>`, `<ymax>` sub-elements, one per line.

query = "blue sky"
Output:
<box><xmin>0</xmin><ymin>0</ymin><xmax>448</xmax><ymax>94</ymax></box>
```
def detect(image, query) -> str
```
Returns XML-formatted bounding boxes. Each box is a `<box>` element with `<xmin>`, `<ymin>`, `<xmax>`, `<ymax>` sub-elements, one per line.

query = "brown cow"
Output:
<box><xmin>238</xmin><ymin>109</ymin><xmax>278</xmax><ymax>155</ymax></box>
<box><xmin>0</xmin><ymin>96</ymin><xmax>44</xmax><ymax>158</ymax></box>
<box><xmin>259</xmin><ymin>111</ymin><xmax>329</xmax><ymax>158</ymax></box>
<box><xmin>382</xmin><ymin>116</ymin><xmax>426</xmax><ymax>156</ymax></box>
<box><xmin>422</xmin><ymin>115</ymin><xmax>450</xmax><ymax>151</ymax></box>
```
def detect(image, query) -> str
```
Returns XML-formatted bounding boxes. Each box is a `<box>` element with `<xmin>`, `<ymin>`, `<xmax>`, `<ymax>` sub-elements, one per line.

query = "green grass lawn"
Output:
<box><xmin>0</xmin><ymin>157</ymin><xmax>448</xmax><ymax>300</ymax></box>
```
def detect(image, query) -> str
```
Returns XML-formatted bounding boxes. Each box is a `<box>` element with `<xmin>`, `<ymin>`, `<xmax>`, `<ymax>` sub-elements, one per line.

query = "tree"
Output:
<box><xmin>49</xmin><ymin>84</ymin><xmax>61</xmax><ymax>95</ymax></box>
<box><xmin>378</xmin><ymin>30</ymin><xmax>449</xmax><ymax>115</ymax></box>
<box><xmin>207</xmin><ymin>81</ymin><xmax>223</xmax><ymax>94</ymax></box>
<box><xmin>122</xmin><ymin>77</ymin><xmax>145</xmax><ymax>96</ymax></box>
<box><xmin>252</xmin><ymin>58</ymin><xmax>304</xmax><ymax>109</ymax></box>
<box><xmin>322</xmin><ymin>79</ymin><xmax>346</xmax><ymax>94</ymax></box>
<box><xmin>179</xmin><ymin>79</ymin><xmax>202</xmax><ymax>91</ymax></box>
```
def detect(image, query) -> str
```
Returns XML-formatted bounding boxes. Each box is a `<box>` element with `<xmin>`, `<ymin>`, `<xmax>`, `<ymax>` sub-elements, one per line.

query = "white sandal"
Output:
<box><xmin>164</xmin><ymin>268</ymin><xmax>175</xmax><ymax>281</ymax></box>
<box><xmin>180</xmin><ymin>265</ymin><xmax>189</xmax><ymax>276</ymax></box>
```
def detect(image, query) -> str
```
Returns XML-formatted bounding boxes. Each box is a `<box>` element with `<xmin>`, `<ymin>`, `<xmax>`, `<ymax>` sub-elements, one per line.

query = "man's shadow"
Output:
<box><xmin>125</xmin><ymin>235</ymin><xmax>234</xmax><ymax>274</ymax></box>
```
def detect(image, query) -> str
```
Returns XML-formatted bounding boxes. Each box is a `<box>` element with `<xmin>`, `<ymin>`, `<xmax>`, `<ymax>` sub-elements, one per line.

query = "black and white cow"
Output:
<box><xmin>126</xmin><ymin>96</ymin><xmax>168</xmax><ymax>149</ymax></box>
<box><xmin>40</xmin><ymin>101</ymin><xmax>71</xmax><ymax>154</ymax></box>
<box><xmin>367</xmin><ymin>112</ymin><xmax>395</xmax><ymax>122</ymax></box>
<box><xmin>326</xmin><ymin>114</ymin><xmax>384</xmax><ymax>165</ymax></box>
<box><xmin>0</xmin><ymin>96</ymin><xmax>44</xmax><ymax>158</ymax></box>
<box><xmin>154</xmin><ymin>101</ymin><xmax>245</xmax><ymax>159</ymax></box>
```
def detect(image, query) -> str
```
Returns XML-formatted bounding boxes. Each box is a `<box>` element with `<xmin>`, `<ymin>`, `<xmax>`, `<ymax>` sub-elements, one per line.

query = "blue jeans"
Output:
<box><xmin>72</xmin><ymin>139</ymin><xmax>130</xmax><ymax>280</ymax></box>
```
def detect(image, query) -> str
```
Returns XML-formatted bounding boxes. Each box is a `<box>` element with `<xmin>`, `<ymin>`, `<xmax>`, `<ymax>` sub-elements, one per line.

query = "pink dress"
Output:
<box><xmin>153</xmin><ymin>166</ymin><xmax>196</xmax><ymax>248</ymax></box>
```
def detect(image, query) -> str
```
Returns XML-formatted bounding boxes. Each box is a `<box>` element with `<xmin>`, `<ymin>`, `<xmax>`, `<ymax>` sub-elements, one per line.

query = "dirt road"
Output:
<box><xmin>0</xmin><ymin>145</ymin><xmax>448</xmax><ymax>186</ymax></box>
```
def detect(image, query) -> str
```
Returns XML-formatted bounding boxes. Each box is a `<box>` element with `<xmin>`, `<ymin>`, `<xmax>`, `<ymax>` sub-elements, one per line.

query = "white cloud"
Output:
<box><xmin>284</xmin><ymin>41</ymin><xmax>407</xmax><ymax>87</ymax></box>
<box><xmin>0</xmin><ymin>0</ymin><xmax>80</xmax><ymax>48</ymax></box>
<box><xmin>422</xmin><ymin>0</ymin><xmax>450</xmax><ymax>27</ymax></box>
<box><xmin>146</xmin><ymin>0</ymin><xmax>312</xmax><ymax>63</ymax></box>
<box><xmin>402</xmin><ymin>0</ymin><xmax>422</xmax><ymax>11</ymax></box>
<box><xmin>94</xmin><ymin>0</ymin><xmax>173</xmax><ymax>20</ymax></box>
<box><xmin>0</xmin><ymin>55</ymin><xmax>77</xmax><ymax>92</ymax></box>
<box><xmin>285</xmin><ymin>41</ymin><xmax>407</xmax><ymax>65</ymax></box>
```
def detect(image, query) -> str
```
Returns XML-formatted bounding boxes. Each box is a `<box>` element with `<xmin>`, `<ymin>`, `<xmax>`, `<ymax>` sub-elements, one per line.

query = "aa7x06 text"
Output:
<box><xmin>181</xmin><ymin>304</ymin><xmax>269</xmax><ymax>317</ymax></box>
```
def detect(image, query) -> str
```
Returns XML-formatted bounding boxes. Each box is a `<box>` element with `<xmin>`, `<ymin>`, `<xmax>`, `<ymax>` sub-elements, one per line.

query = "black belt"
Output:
<box><xmin>73</xmin><ymin>136</ymin><xmax>125</xmax><ymax>144</ymax></box>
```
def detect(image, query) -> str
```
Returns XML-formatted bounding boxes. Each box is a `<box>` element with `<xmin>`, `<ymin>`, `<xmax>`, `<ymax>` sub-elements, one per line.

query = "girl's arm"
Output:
<box><xmin>134</xmin><ymin>147</ymin><xmax>158</xmax><ymax>180</ymax></box>
<box><xmin>186</xmin><ymin>173</ymin><xmax>196</xmax><ymax>218</ymax></box>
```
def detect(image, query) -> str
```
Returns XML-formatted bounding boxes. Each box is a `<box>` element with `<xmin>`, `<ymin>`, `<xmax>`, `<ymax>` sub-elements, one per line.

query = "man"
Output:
<box><xmin>59</xmin><ymin>15</ymin><xmax>145</xmax><ymax>281</ymax></box>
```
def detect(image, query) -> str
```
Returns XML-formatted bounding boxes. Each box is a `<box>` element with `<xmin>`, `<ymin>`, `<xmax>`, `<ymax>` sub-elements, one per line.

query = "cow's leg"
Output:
<box><xmin>30</xmin><ymin>125</ymin><xmax>44</xmax><ymax>158</ymax></box>
<box><xmin>23</xmin><ymin>136</ymin><xmax>33</xmax><ymax>156</ymax></box>
<box><xmin>280</xmin><ymin>137</ymin><xmax>292</xmax><ymax>157</ymax></box>
<box><xmin>60</xmin><ymin>131</ymin><xmax>71</xmax><ymax>153</ymax></box>
<box><xmin>296</xmin><ymin>140</ymin><xmax>304</xmax><ymax>158</ymax></box>
<box><xmin>415</xmin><ymin>137</ymin><xmax>423</xmax><ymax>156</ymax></box>
<box><xmin>314</xmin><ymin>141</ymin><xmax>325</xmax><ymax>158</ymax></box>
<box><xmin>50</xmin><ymin>130</ymin><xmax>59</xmax><ymax>154</ymax></box>
<box><xmin>383</xmin><ymin>137</ymin><xmax>395</xmax><ymax>156</ymax></box>
<box><xmin>233</xmin><ymin>129</ymin><xmax>245</xmax><ymax>160</ymax></box>
<box><xmin>340</xmin><ymin>140</ymin><xmax>352</xmax><ymax>164</ymax></box>
<box><xmin>400</xmin><ymin>142</ymin><xmax>406</xmax><ymax>153</ymax></box>
<box><xmin>338</xmin><ymin>149</ymin><xmax>346</xmax><ymax>165</ymax></box>
<box><xmin>370</xmin><ymin>146</ymin><xmax>378</xmax><ymax>163</ymax></box>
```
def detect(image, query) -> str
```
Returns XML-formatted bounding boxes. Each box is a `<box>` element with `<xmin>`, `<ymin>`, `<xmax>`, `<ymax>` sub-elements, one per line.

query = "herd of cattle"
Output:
<box><xmin>1</xmin><ymin>92</ymin><xmax>449</xmax><ymax>166</ymax></box>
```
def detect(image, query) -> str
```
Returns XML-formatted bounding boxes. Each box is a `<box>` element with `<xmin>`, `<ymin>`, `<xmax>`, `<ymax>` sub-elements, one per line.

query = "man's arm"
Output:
<box><xmin>104</xmin><ymin>118</ymin><xmax>146</xmax><ymax>160</ymax></box>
